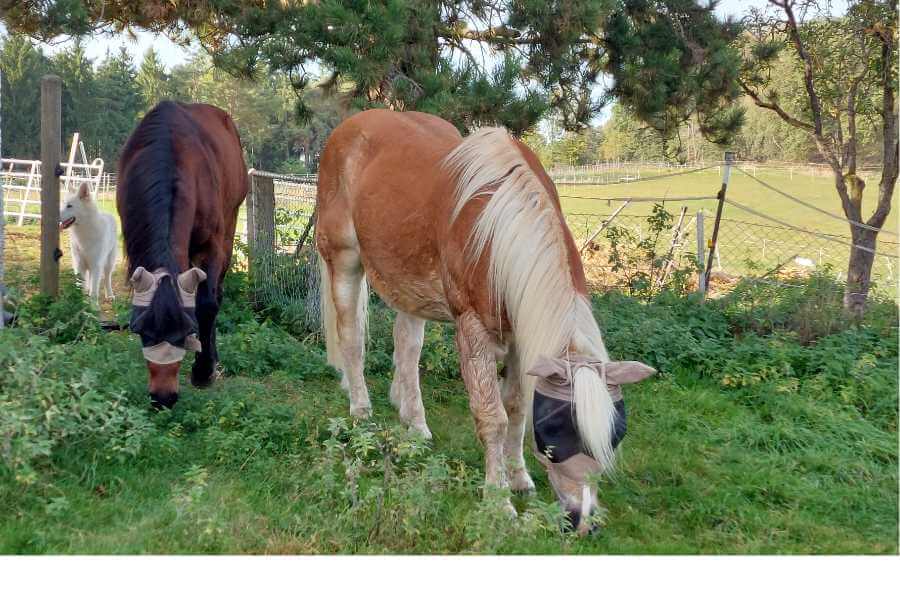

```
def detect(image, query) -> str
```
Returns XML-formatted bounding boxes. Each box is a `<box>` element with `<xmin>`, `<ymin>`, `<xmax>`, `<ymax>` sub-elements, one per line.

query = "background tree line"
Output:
<box><xmin>0</xmin><ymin>34</ymin><xmax>347</xmax><ymax>171</ymax></box>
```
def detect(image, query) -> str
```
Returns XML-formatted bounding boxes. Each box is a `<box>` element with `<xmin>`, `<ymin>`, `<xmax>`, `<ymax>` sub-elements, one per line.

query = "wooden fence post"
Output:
<box><xmin>248</xmin><ymin>172</ymin><xmax>275</xmax><ymax>275</ymax></box>
<box><xmin>696</xmin><ymin>210</ymin><xmax>706</xmax><ymax>294</ymax></box>
<box><xmin>40</xmin><ymin>75</ymin><xmax>62</xmax><ymax>297</ymax></box>
<box><xmin>1</xmin><ymin>66</ymin><xmax>5</xmax><ymax>328</ymax></box>
<box><xmin>702</xmin><ymin>151</ymin><xmax>733</xmax><ymax>297</ymax></box>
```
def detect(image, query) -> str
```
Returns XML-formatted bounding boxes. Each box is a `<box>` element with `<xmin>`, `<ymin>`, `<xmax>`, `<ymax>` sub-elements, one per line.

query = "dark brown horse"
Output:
<box><xmin>117</xmin><ymin>101</ymin><xmax>248</xmax><ymax>409</ymax></box>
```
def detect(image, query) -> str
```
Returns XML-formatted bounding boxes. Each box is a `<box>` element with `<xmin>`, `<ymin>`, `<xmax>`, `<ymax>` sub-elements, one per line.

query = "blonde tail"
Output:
<box><xmin>318</xmin><ymin>252</ymin><xmax>342</xmax><ymax>371</ymax></box>
<box><xmin>318</xmin><ymin>252</ymin><xmax>369</xmax><ymax>374</ymax></box>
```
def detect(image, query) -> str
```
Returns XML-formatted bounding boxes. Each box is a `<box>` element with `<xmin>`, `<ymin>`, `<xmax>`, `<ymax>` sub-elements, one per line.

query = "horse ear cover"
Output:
<box><xmin>130</xmin><ymin>267</ymin><xmax>155</xmax><ymax>294</ymax></box>
<box><xmin>603</xmin><ymin>361</ymin><xmax>657</xmax><ymax>385</ymax></box>
<box><xmin>177</xmin><ymin>268</ymin><xmax>207</xmax><ymax>296</ymax></box>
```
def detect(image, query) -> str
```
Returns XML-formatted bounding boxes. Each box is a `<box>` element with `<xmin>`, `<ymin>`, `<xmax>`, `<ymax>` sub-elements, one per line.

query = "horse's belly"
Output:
<box><xmin>364</xmin><ymin>259</ymin><xmax>453</xmax><ymax>322</ymax></box>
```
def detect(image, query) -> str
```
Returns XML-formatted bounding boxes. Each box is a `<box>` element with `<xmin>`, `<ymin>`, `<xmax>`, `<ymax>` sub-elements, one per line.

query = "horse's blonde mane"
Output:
<box><xmin>444</xmin><ymin>128</ymin><xmax>617</xmax><ymax>470</ymax></box>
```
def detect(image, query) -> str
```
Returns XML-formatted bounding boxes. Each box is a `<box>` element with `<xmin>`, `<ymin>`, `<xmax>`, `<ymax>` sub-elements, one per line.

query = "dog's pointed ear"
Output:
<box><xmin>177</xmin><ymin>267</ymin><xmax>207</xmax><ymax>295</ymax></box>
<box><xmin>604</xmin><ymin>361</ymin><xmax>657</xmax><ymax>385</ymax></box>
<box><xmin>78</xmin><ymin>182</ymin><xmax>91</xmax><ymax>202</ymax></box>
<box><xmin>130</xmin><ymin>267</ymin><xmax>154</xmax><ymax>293</ymax></box>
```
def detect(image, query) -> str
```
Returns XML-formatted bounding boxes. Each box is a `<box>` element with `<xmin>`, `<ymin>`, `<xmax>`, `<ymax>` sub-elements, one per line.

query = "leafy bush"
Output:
<box><xmin>716</xmin><ymin>268</ymin><xmax>898</xmax><ymax>343</ymax></box>
<box><xmin>218</xmin><ymin>319</ymin><xmax>333</xmax><ymax>379</ymax></box>
<box><xmin>14</xmin><ymin>276</ymin><xmax>101</xmax><ymax>343</ymax></box>
<box><xmin>604</xmin><ymin>203</ymin><xmax>699</xmax><ymax>299</ymax></box>
<box><xmin>0</xmin><ymin>330</ymin><xmax>155</xmax><ymax>486</ymax></box>
<box><xmin>594</xmin><ymin>286</ymin><xmax>898</xmax><ymax>432</ymax></box>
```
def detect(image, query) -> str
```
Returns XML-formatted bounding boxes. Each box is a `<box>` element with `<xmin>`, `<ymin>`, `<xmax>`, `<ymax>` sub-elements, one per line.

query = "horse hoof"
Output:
<box><xmin>191</xmin><ymin>373</ymin><xmax>214</xmax><ymax>388</ymax></box>
<box><xmin>191</xmin><ymin>363</ymin><xmax>219</xmax><ymax>388</ymax></box>
<box><xmin>150</xmin><ymin>392</ymin><xmax>178</xmax><ymax>411</ymax></box>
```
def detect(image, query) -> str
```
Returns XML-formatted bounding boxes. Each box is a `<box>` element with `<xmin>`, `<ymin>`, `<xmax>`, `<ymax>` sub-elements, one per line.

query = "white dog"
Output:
<box><xmin>59</xmin><ymin>182</ymin><xmax>119</xmax><ymax>301</ymax></box>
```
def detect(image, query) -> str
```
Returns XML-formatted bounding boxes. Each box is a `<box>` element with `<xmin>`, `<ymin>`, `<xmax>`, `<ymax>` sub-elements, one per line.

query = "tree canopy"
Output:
<box><xmin>0</xmin><ymin>0</ymin><xmax>744</xmax><ymax>139</ymax></box>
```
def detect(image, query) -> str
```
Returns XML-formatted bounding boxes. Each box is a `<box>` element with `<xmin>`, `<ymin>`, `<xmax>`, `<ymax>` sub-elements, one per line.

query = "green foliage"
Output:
<box><xmin>737</xmin><ymin>6</ymin><xmax>891</xmax><ymax>165</ymax></box>
<box><xmin>0</xmin><ymin>330</ymin><xmax>155</xmax><ymax>487</ymax></box>
<box><xmin>218</xmin><ymin>319</ymin><xmax>333</xmax><ymax>380</ymax></box>
<box><xmin>604</xmin><ymin>203</ymin><xmax>699</xmax><ymax>299</ymax></box>
<box><xmin>594</xmin><ymin>281</ymin><xmax>898</xmax><ymax>433</ymax></box>
<box><xmin>15</xmin><ymin>276</ymin><xmax>100</xmax><ymax>343</ymax></box>
<box><xmin>0</xmin><ymin>34</ymin><xmax>351</xmax><ymax>171</ymax></box>
<box><xmin>0</xmin><ymin>34</ymin><xmax>50</xmax><ymax>158</ymax></box>
<box><xmin>3</xmin><ymin>1</ymin><xmax>744</xmax><ymax>140</ymax></box>
<box><xmin>604</xmin><ymin>0</ymin><xmax>744</xmax><ymax>143</ymax></box>
<box><xmin>0</xmin><ymin>267</ymin><xmax>896</xmax><ymax>552</ymax></box>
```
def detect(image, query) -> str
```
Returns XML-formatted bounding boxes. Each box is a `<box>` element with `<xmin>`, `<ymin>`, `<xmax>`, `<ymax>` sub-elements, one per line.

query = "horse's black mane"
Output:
<box><xmin>119</xmin><ymin>101</ymin><xmax>194</xmax><ymax>337</ymax></box>
<box><xmin>119</xmin><ymin>100</ymin><xmax>185</xmax><ymax>276</ymax></box>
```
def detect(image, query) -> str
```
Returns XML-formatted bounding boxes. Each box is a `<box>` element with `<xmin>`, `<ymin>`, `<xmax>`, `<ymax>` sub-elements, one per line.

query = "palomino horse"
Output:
<box><xmin>316</xmin><ymin>110</ymin><xmax>655</xmax><ymax>532</ymax></box>
<box><xmin>117</xmin><ymin>101</ymin><xmax>248</xmax><ymax>409</ymax></box>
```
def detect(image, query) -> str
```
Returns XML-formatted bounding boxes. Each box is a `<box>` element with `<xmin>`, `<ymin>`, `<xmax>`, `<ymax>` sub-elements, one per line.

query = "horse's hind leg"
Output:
<box><xmin>390</xmin><ymin>312</ymin><xmax>431</xmax><ymax>439</ymax></box>
<box><xmin>456</xmin><ymin>311</ymin><xmax>512</xmax><ymax>511</ymax></box>
<box><xmin>325</xmin><ymin>249</ymin><xmax>371</xmax><ymax>419</ymax></box>
<box><xmin>501</xmin><ymin>350</ymin><xmax>535</xmax><ymax>493</ymax></box>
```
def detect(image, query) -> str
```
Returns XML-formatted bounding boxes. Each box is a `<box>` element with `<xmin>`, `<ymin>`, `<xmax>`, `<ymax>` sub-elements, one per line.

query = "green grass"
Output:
<box><xmin>1</xmin><ymin>266</ymin><xmax>896</xmax><ymax>554</ymax></box>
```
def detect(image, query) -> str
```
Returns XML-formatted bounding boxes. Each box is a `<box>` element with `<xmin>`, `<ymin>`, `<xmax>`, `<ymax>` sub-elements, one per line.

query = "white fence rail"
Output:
<box><xmin>2</xmin><ymin>155</ymin><xmax>105</xmax><ymax>225</ymax></box>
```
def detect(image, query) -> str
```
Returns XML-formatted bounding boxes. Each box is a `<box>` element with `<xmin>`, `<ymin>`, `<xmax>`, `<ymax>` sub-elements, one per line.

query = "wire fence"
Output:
<box><xmin>4</xmin><ymin>157</ymin><xmax>896</xmax><ymax>315</ymax></box>
<box><xmin>241</xmin><ymin>159</ymin><xmax>898</xmax><ymax>318</ymax></box>
<box><xmin>243</xmin><ymin>171</ymin><xmax>319</xmax><ymax>328</ymax></box>
<box><xmin>567</xmin><ymin>211</ymin><xmax>899</xmax><ymax>293</ymax></box>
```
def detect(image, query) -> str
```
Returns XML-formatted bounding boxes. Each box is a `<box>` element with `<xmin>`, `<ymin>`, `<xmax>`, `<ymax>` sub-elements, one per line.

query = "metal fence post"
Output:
<box><xmin>40</xmin><ymin>75</ymin><xmax>62</xmax><ymax>297</ymax></box>
<box><xmin>696</xmin><ymin>210</ymin><xmax>705</xmax><ymax>293</ymax></box>
<box><xmin>702</xmin><ymin>151</ymin><xmax>733</xmax><ymax>297</ymax></box>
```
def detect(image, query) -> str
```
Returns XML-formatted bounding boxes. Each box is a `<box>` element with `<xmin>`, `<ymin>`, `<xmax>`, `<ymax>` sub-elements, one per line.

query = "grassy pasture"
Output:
<box><xmin>555</xmin><ymin>165</ymin><xmax>889</xmax><ymax>234</ymax></box>
<box><xmin>1</xmin><ymin>227</ymin><xmax>897</xmax><ymax>554</ymax></box>
<box><xmin>557</xmin><ymin>166</ymin><xmax>899</xmax><ymax>284</ymax></box>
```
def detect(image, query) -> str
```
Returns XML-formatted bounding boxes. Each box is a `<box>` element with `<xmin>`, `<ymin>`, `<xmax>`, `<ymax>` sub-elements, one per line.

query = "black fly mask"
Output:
<box><xmin>129</xmin><ymin>267</ymin><xmax>206</xmax><ymax>364</ymax></box>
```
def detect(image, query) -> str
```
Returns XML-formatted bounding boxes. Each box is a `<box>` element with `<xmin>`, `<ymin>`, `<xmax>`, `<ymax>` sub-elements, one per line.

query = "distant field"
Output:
<box><xmin>556</xmin><ymin>166</ymin><xmax>899</xmax><ymax>283</ymax></box>
<box><xmin>557</xmin><ymin>165</ymin><xmax>895</xmax><ymax>236</ymax></box>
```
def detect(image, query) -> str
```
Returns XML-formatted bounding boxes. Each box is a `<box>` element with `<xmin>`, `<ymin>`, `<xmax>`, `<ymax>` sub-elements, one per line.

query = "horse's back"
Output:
<box><xmin>118</xmin><ymin>101</ymin><xmax>248</xmax><ymax>274</ymax></box>
<box><xmin>179</xmin><ymin>103</ymin><xmax>249</xmax><ymax>206</ymax></box>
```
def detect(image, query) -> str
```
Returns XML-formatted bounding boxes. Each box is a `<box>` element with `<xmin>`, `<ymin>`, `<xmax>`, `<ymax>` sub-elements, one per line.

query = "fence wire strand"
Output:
<box><xmin>734</xmin><ymin>165</ymin><xmax>899</xmax><ymax>238</ymax></box>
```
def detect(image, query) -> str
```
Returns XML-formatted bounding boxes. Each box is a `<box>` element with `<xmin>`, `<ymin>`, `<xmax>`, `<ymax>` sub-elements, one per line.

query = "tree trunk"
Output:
<box><xmin>838</xmin><ymin>173</ymin><xmax>876</xmax><ymax>317</ymax></box>
<box><xmin>845</xmin><ymin>227</ymin><xmax>878</xmax><ymax>318</ymax></box>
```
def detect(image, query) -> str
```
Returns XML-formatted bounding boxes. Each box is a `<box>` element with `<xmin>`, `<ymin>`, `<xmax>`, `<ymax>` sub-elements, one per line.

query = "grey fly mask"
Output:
<box><xmin>129</xmin><ymin>267</ymin><xmax>207</xmax><ymax>364</ymax></box>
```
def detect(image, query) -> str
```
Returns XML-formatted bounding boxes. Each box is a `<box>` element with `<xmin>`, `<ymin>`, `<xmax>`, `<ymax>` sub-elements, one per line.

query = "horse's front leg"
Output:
<box><xmin>191</xmin><ymin>257</ymin><xmax>222</xmax><ymax>388</ymax></box>
<box><xmin>501</xmin><ymin>350</ymin><xmax>535</xmax><ymax>493</ymax></box>
<box><xmin>456</xmin><ymin>311</ymin><xmax>511</xmax><ymax>507</ymax></box>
